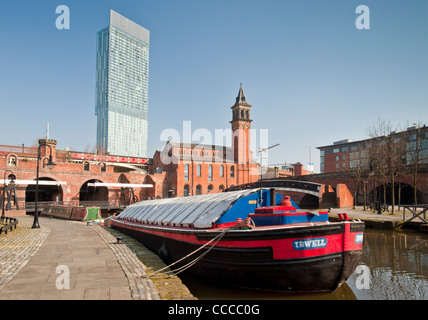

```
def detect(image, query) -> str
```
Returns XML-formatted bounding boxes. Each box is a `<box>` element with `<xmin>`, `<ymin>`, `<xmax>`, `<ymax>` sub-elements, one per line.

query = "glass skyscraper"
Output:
<box><xmin>96</xmin><ymin>10</ymin><xmax>150</xmax><ymax>158</ymax></box>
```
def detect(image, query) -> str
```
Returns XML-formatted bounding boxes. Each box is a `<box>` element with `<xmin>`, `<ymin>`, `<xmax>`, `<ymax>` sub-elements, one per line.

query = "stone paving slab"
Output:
<box><xmin>0</xmin><ymin>214</ymin><xmax>195</xmax><ymax>300</ymax></box>
<box><xmin>0</xmin><ymin>215</ymin><xmax>170</xmax><ymax>300</ymax></box>
<box><xmin>0</xmin><ymin>220</ymin><xmax>50</xmax><ymax>291</ymax></box>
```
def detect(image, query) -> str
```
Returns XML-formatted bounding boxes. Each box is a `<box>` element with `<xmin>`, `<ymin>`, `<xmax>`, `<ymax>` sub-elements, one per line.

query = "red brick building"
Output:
<box><xmin>0</xmin><ymin>84</ymin><xmax>260</xmax><ymax>210</ymax></box>
<box><xmin>0</xmin><ymin>138</ymin><xmax>162</xmax><ymax>211</ymax></box>
<box><xmin>1</xmin><ymin>85</ymin><xmax>314</xmax><ymax>212</ymax></box>
<box><xmin>151</xmin><ymin>84</ymin><xmax>259</xmax><ymax>197</ymax></box>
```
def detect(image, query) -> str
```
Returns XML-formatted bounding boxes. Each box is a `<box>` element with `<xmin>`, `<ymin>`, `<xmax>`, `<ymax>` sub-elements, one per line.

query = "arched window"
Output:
<box><xmin>219</xmin><ymin>185</ymin><xmax>224</xmax><ymax>191</ymax></box>
<box><xmin>197</xmin><ymin>164</ymin><xmax>201</xmax><ymax>177</ymax></box>
<box><xmin>230</xmin><ymin>165</ymin><xmax>235</xmax><ymax>178</ymax></box>
<box><xmin>196</xmin><ymin>185</ymin><xmax>202</xmax><ymax>195</ymax></box>
<box><xmin>208</xmin><ymin>165</ymin><xmax>213</xmax><ymax>181</ymax></box>
<box><xmin>83</xmin><ymin>161</ymin><xmax>90</xmax><ymax>171</ymax></box>
<box><xmin>208</xmin><ymin>184</ymin><xmax>213</xmax><ymax>193</ymax></box>
<box><xmin>184</xmin><ymin>184</ymin><xmax>190</xmax><ymax>197</ymax></box>
<box><xmin>7</xmin><ymin>155</ymin><xmax>17</xmax><ymax>167</ymax></box>
<box><xmin>184</xmin><ymin>164</ymin><xmax>189</xmax><ymax>181</ymax></box>
<box><xmin>219</xmin><ymin>165</ymin><xmax>224</xmax><ymax>177</ymax></box>
<box><xmin>100</xmin><ymin>163</ymin><xmax>106</xmax><ymax>172</ymax></box>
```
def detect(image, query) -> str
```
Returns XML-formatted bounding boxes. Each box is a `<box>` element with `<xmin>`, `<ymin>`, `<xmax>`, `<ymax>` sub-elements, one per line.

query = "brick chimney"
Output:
<box><xmin>293</xmin><ymin>162</ymin><xmax>303</xmax><ymax>176</ymax></box>
<box><xmin>38</xmin><ymin>139</ymin><xmax>57</xmax><ymax>163</ymax></box>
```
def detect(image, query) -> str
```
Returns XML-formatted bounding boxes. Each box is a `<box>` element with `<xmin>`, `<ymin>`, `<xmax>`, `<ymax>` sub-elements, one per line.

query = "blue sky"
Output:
<box><xmin>0</xmin><ymin>0</ymin><xmax>427</xmax><ymax>172</ymax></box>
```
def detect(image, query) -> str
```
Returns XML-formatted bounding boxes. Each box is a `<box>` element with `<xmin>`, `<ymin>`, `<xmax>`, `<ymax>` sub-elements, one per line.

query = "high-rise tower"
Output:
<box><xmin>230</xmin><ymin>83</ymin><xmax>253</xmax><ymax>184</ymax></box>
<box><xmin>95</xmin><ymin>10</ymin><xmax>150</xmax><ymax>157</ymax></box>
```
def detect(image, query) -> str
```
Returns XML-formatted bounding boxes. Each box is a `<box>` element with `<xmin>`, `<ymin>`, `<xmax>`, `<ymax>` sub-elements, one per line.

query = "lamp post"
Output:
<box><xmin>32</xmin><ymin>143</ymin><xmax>56</xmax><ymax>229</ymax></box>
<box><xmin>2</xmin><ymin>170</ymin><xmax>14</xmax><ymax>220</ymax></box>
<box><xmin>258</xmin><ymin>143</ymin><xmax>280</xmax><ymax>205</ymax></box>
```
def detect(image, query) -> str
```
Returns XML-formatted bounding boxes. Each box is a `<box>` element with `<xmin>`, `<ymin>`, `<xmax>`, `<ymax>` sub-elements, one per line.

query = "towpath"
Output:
<box><xmin>328</xmin><ymin>206</ymin><xmax>427</xmax><ymax>231</ymax></box>
<box><xmin>0</xmin><ymin>212</ymin><xmax>195</xmax><ymax>300</ymax></box>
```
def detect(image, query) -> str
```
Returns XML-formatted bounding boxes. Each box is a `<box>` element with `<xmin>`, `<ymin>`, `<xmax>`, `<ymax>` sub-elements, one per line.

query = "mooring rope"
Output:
<box><xmin>142</xmin><ymin>226</ymin><xmax>233</xmax><ymax>279</ymax></box>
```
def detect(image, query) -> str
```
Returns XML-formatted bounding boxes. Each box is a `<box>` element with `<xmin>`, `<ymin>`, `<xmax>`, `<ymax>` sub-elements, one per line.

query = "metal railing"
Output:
<box><xmin>0</xmin><ymin>216</ymin><xmax>18</xmax><ymax>235</ymax></box>
<box><xmin>23</xmin><ymin>200</ymin><xmax>127</xmax><ymax>211</ymax></box>
<box><xmin>401</xmin><ymin>204</ymin><xmax>428</xmax><ymax>222</ymax></box>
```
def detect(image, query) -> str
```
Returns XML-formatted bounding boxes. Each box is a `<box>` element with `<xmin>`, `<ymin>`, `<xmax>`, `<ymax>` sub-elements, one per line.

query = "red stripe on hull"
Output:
<box><xmin>111</xmin><ymin>219</ymin><xmax>363</xmax><ymax>260</ymax></box>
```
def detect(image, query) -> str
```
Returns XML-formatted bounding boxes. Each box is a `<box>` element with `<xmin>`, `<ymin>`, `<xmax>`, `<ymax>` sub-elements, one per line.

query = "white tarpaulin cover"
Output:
<box><xmin>118</xmin><ymin>189</ymin><xmax>259</xmax><ymax>228</ymax></box>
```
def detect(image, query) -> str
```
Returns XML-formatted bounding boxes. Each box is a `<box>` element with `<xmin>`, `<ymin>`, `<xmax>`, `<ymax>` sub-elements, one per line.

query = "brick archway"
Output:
<box><xmin>24</xmin><ymin>177</ymin><xmax>64</xmax><ymax>202</ymax></box>
<box><xmin>79</xmin><ymin>179</ymin><xmax>108</xmax><ymax>202</ymax></box>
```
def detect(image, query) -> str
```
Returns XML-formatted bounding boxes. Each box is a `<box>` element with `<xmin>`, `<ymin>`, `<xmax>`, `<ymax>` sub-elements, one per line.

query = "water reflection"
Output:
<box><xmin>348</xmin><ymin>229</ymin><xmax>428</xmax><ymax>300</ymax></box>
<box><xmin>180</xmin><ymin>273</ymin><xmax>357</xmax><ymax>300</ymax></box>
<box><xmin>180</xmin><ymin>229</ymin><xmax>428</xmax><ymax>300</ymax></box>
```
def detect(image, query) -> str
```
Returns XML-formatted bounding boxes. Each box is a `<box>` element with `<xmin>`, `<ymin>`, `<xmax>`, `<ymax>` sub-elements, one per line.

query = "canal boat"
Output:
<box><xmin>110</xmin><ymin>188</ymin><xmax>364</xmax><ymax>293</ymax></box>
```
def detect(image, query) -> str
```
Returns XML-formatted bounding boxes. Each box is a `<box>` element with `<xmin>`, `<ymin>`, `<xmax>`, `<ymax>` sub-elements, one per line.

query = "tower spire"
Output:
<box><xmin>235</xmin><ymin>82</ymin><xmax>248</xmax><ymax>104</ymax></box>
<box><xmin>230</xmin><ymin>83</ymin><xmax>252</xmax><ymax>185</ymax></box>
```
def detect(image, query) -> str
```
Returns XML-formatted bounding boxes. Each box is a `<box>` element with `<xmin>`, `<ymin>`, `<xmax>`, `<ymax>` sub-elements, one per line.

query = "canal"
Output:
<box><xmin>180</xmin><ymin>229</ymin><xmax>428</xmax><ymax>300</ymax></box>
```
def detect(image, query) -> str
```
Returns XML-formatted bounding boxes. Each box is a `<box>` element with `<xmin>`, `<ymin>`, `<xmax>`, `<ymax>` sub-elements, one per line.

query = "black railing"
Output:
<box><xmin>400</xmin><ymin>204</ymin><xmax>428</xmax><ymax>225</ymax></box>
<box><xmin>224</xmin><ymin>180</ymin><xmax>322</xmax><ymax>196</ymax></box>
<box><xmin>23</xmin><ymin>200</ymin><xmax>126</xmax><ymax>211</ymax></box>
<box><xmin>0</xmin><ymin>216</ymin><xmax>18</xmax><ymax>235</ymax></box>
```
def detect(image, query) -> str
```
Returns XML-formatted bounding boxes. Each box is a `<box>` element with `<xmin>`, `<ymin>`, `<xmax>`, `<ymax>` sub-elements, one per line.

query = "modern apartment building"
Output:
<box><xmin>95</xmin><ymin>10</ymin><xmax>150</xmax><ymax>158</ymax></box>
<box><xmin>317</xmin><ymin>125</ymin><xmax>428</xmax><ymax>174</ymax></box>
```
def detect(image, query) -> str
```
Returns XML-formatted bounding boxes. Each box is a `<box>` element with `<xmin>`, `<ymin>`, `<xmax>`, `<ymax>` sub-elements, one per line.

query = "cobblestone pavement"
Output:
<box><xmin>89</xmin><ymin>223</ymin><xmax>160</xmax><ymax>300</ymax></box>
<box><xmin>0</xmin><ymin>220</ymin><xmax>51</xmax><ymax>290</ymax></box>
<box><xmin>0</xmin><ymin>215</ymin><xmax>194</xmax><ymax>300</ymax></box>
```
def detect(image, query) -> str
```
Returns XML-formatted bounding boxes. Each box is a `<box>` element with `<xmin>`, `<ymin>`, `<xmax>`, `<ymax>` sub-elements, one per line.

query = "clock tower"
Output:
<box><xmin>230</xmin><ymin>83</ymin><xmax>252</xmax><ymax>184</ymax></box>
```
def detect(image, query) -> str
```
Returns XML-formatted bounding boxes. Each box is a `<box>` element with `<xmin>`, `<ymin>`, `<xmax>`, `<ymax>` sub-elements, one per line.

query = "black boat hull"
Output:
<box><xmin>111</xmin><ymin>219</ymin><xmax>364</xmax><ymax>293</ymax></box>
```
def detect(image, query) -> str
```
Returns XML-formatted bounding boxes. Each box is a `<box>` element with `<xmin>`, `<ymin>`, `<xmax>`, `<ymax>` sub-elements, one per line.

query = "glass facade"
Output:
<box><xmin>96</xmin><ymin>10</ymin><xmax>150</xmax><ymax>157</ymax></box>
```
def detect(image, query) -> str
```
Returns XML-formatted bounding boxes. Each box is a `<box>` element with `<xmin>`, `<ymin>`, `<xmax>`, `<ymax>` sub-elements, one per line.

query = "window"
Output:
<box><xmin>184</xmin><ymin>184</ymin><xmax>190</xmax><ymax>197</ymax></box>
<box><xmin>184</xmin><ymin>164</ymin><xmax>189</xmax><ymax>181</ymax></box>
<box><xmin>197</xmin><ymin>164</ymin><xmax>201</xmax><ymax>177</ymax></box>
<box><xmin>219</xmin><ymin>165</ymin><xmax>224</xmax><ymax>177</ymax></box>
<box><xmin>230</xmin><ymin>165</ymin><xmax>235</xmax><ymax>178</ymax></box>
<box><xmin>208</xmin><ymin>165</ymin><xmax>213</xmax><ymax>181</ymax></box>
<box><xmin>83</xmin><ymin>162</ymin><xmax>90</xmax><ymax>171</ymax></box>
<box><xmin>7</xmin><ymin>156</ymin><xmax>17</xmax><ymax>167</ymax></box>
<box><xmin>196</xmin><ymin>185</ymin><xmax>202</xmax><ymax>195</ymax></box>
<box><xmin>333</xmin><ymin>148</ymin><xmax>339</xmax><ymax>153</ymax></box>
<box><xmin>100</xmin><ymin>163</ymin><xmax>106</xmax><ymax>172</ymax></box>
<box><xmin>208</xmin><ymin>185</ymin><xmax>213</xmax><ymax>193</ymax></box>
<box><xmin>219</xmin><ymin>185</ymin><xmax>224</xmax><ymax>191</ymax></box>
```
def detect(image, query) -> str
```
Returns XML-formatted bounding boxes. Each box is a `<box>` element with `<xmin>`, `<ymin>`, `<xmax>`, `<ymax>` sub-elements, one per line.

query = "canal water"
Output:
<box><xmin>180</xmin><ymin>229</ymin><xmax>428</xmax><ymax>300</ymax></box>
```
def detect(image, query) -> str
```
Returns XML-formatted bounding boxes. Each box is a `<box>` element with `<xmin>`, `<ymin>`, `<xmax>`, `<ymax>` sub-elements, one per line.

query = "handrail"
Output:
<box><xmin>0</xmin><ymin>217</ymin><xmax>18</xmax><ymax>235</ymax></box>
<box><xmin>396</xmin><ymin>205</ymin><xmax>428</xmax><ymax>229</ymax></box>
<box><xmin>24</xmin><ymin>200</ymin><xmax>127</xmax><ymax>210</ymax></box>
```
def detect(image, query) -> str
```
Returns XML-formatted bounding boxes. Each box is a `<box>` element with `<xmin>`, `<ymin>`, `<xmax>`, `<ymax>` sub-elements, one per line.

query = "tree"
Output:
<box><xmin>367</xmin><ymin>118</ymin><xmax>393</xmax><ymax>212</ymax></box>
<box><xmin>405</xmin><ymin>122</ymin><xmax>428</xmax><ymax>206</ymax></box>
<box><xmin>367</xmin><ymin>118</ymin><xmax>407</xmax><ymax>214</ymax></box>
<box><xmin>368</xmin><ymin>119</ymin><xmax>427</xmax><ymax>212</ymax></box>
